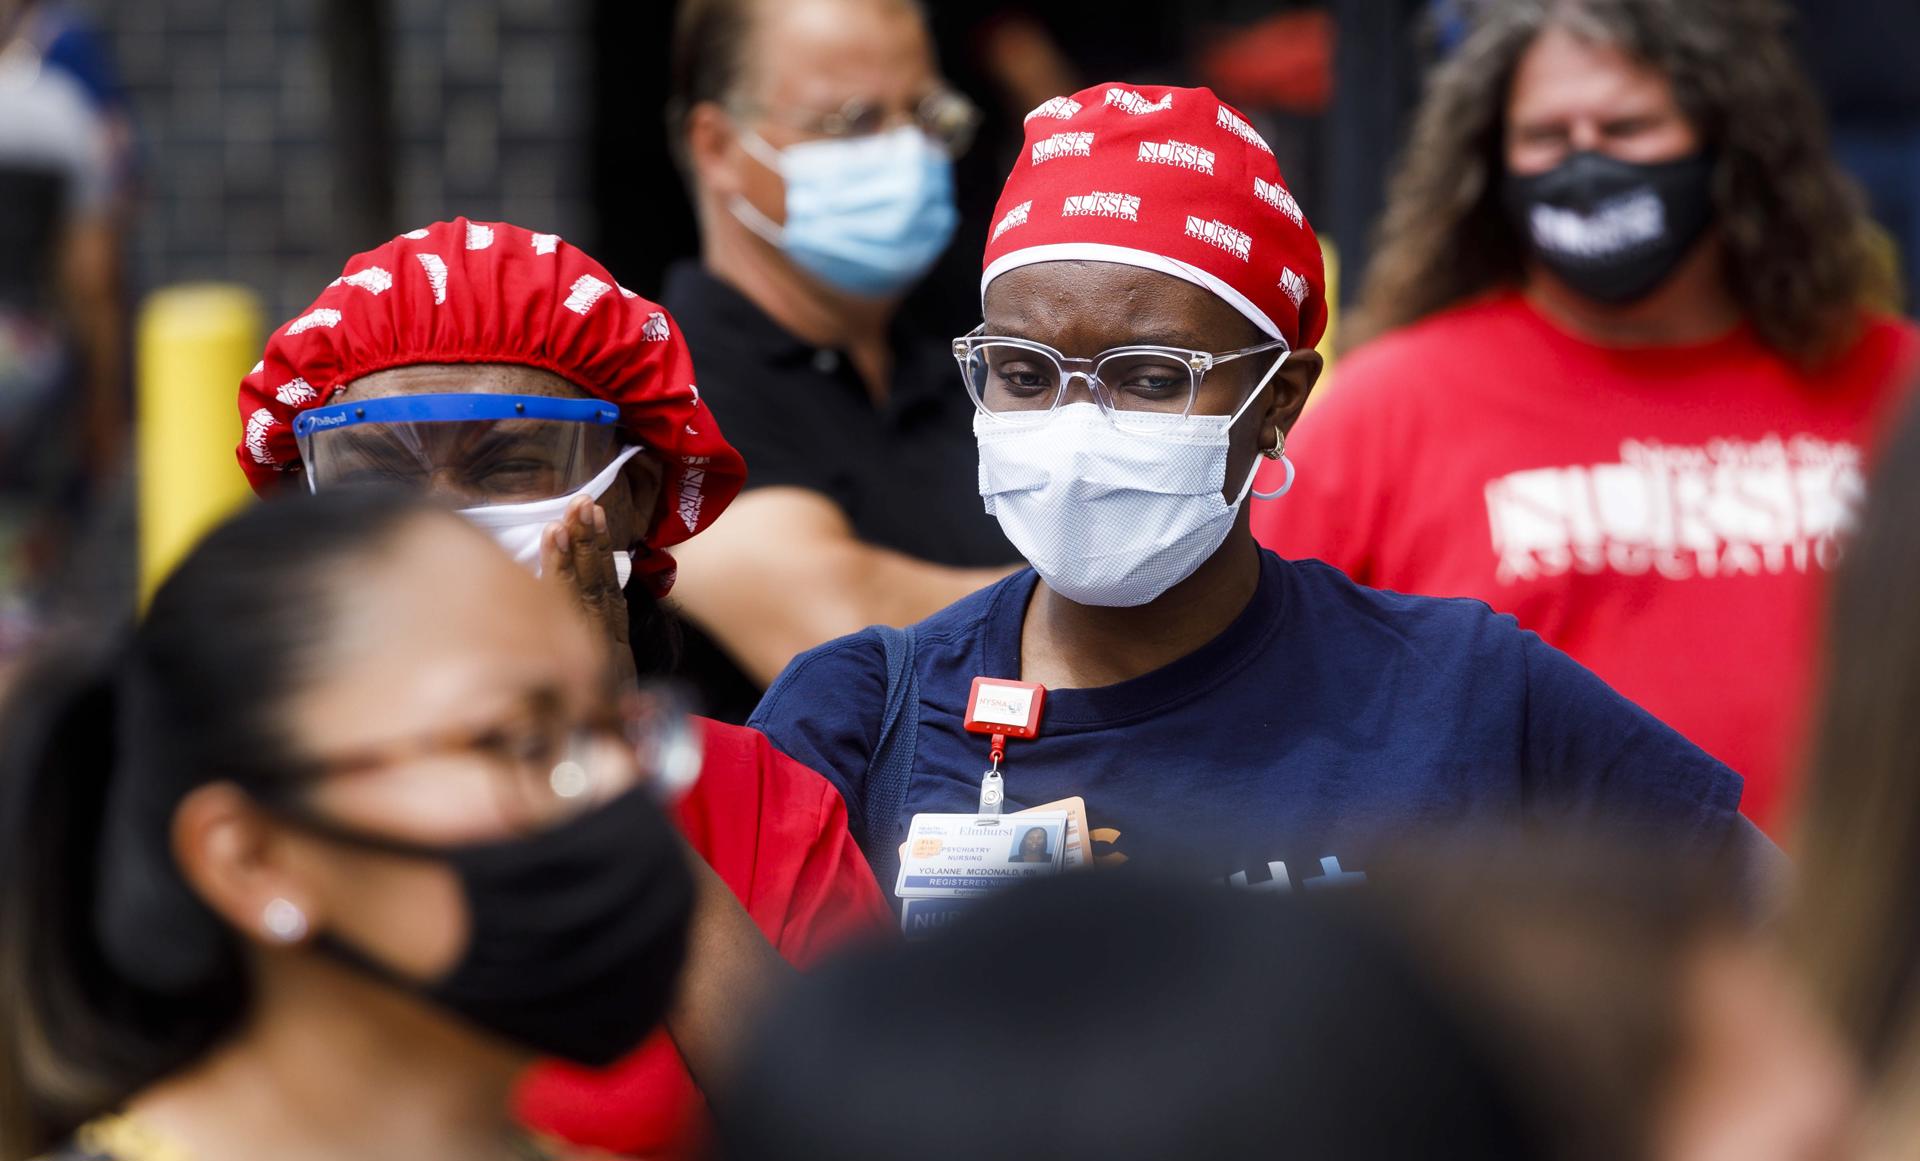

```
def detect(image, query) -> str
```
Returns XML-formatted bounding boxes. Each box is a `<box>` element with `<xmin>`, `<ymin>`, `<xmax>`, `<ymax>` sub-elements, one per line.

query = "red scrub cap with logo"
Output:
<box><xmin>237</xmin><ymin>217</ymin><xmax>746</xmax><ymax>595</ymax></box>
<box><xmin>981</xmin><ymin>83</ymin><xmax>1327</xmax><ymax>351</ymax></box>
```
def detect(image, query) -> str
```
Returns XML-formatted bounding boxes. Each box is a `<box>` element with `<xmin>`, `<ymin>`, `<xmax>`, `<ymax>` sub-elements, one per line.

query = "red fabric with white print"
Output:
<box><xmin>236</xmin><ymin>217</ymin><xmax>747</xmax><ymax>595</ymax></box>
<box><xmin>983</xmin><ymin>83</ymin><xmax>1327</xmax><ymax>350</ymax></box>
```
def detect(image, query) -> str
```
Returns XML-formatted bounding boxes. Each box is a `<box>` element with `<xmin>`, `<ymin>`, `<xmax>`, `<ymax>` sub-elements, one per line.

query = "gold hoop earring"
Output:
<box><xmin>1260</xmin><ymin>427</ymin><xmax>1286</xmax><ymax>460</ymax></box>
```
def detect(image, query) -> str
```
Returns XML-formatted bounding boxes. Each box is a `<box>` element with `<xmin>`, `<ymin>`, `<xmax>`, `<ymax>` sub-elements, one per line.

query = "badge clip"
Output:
<box><xmin>979</xmin><ymin>735</ymin><xmax>1006</xmax><ymax>815</ymax></box>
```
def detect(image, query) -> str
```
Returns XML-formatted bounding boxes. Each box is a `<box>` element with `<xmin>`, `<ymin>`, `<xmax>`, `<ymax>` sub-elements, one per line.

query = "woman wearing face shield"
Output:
<box><xmin>751</xmin><ymin>83</ymin><xmax>1770</xmax><ymax>910</ymax></box>
<box><xmin>0</xmin><ymin>490</ymin><xmax>691</xmax><ymax>1160</ymax></box>
<box><xmin>234</xmin><ymin>219</ymin><xmax>886</xmax><ymax>1156</ymax></box>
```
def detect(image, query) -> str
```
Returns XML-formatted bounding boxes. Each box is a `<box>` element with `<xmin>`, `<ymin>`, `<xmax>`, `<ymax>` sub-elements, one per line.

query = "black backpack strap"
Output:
<box><xmin>859</xmin><ymin>624</ymin><xmax>919</xmax><ymax>892</ymax></box>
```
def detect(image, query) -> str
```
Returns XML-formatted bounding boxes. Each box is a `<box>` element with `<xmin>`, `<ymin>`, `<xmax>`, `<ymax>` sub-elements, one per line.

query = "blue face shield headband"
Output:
<box><xmin>294</xmin><ymin>393</ymin><xmax>623</xmax><ymax>504</ymax></box>
<box><xmin>296</xmin><ymin>392</ymin><xmax>649</xmax><ymax>584</ymax></box>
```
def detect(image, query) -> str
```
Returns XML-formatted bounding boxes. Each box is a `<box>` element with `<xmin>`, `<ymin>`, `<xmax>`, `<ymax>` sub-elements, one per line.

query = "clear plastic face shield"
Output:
<box><xmin>293</xmin><ymin>394</ymin><xmax>624</xmax><ymax>508</ymax></box>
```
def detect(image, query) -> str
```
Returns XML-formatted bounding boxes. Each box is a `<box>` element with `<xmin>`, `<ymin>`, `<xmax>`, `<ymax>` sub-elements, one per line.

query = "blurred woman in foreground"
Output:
<box><xmin>0</xmin><ymin>490</ymin><xmax>695</xmax><ymax>1160</ymax></box>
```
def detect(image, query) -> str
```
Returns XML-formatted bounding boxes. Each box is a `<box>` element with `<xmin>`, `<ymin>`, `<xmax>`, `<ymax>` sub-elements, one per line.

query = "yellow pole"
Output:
<box><xmin>136</xmin><ymin>284</ymin><xmax>262</xmax><ymax>607</ymax></box>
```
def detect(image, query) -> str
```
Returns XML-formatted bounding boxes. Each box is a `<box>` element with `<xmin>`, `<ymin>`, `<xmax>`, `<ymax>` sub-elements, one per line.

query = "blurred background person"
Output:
<box><xmin>4</xmin><ymin>0</ymin><xmax>134</xmax><ymax>194</ymax></box>
<box><xmin>237</xmin><ymin>218</ymin><xmax>886</xmax><ymax>1158</ymax></box>
<box><xmin>0</xmin><ymin>0</ymin><xmax>126</xmax><ymax>646</ymax></box>
<box><xmin>660</xmin><ymin>0</ymin><xmax>1020</xmax><ymax>723</ymax></box>
<box><xmin>719</xmin><ymin>873</ymin><xmax>1551</xmax><ymax>1161</ymax></box>
<box><xmin>1790</xmin><ymin>392</ymin><xmax>1920</xmax><ymax>1101</ymax></box>
<box><xmin>575</xmin><ymin>1</ymin><xmax>1322</xmax><ymax>312</ymax></box>
<box><xmin>0</xmin><ymin>489</ymin><xmax>695</xmax><ymax>1160</ymax></box>
<box><xmin>1254</xmin><ymin>0</ymin><xmax>1920</xmax><ymax>836</ymax></box>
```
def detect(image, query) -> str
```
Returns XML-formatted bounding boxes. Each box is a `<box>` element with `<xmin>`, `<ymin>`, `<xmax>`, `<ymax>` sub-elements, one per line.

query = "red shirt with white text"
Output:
<box><xmin>1253</xmin><ymin>293</ymin><xmax>1919</xmax><ymax>833</ymax></box>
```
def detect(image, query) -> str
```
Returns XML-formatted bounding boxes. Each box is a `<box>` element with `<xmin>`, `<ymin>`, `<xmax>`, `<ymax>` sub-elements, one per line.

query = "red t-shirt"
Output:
<box><xmin>514</xmin><ymin>718</ymin><xmax>888</xmax><ymax>1157</ymax></box>
<box><xmin>1252</xmin><ymin>293</ymin><xmax>1919</xmax><ymax>834</ymax></box>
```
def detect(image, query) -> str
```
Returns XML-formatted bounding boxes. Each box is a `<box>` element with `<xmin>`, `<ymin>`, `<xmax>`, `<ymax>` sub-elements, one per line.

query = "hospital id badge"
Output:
<box><xmin>895</xmin><ymin>812</ymin><xmax>1068</xmax><ymax>898</ymax></box>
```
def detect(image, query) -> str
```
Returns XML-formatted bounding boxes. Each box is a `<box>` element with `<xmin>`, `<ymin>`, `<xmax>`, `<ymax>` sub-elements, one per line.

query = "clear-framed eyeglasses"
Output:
<box><xmin>729</xmin><ymin>86</ymin><xmax>982</xmax><ymax>158</ymax></box>
<box><xmin>952</xmin><ymin>326</ymin><xmax>1290</xmax><ymax>432</ymax></box>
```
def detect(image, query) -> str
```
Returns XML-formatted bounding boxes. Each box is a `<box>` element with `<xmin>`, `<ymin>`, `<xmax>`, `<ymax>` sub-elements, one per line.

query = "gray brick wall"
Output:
<box><xmin>74</xmin><ymin>0</ymin><xmax>591</xmax><ymax>323</ymax></box>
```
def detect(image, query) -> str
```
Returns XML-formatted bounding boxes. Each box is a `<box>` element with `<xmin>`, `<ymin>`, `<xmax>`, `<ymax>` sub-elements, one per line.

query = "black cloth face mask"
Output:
<box><xmin>1502</xmin><ymin>150</ymin><xmax>1716</xmax><ymax>306</ymax></box>
<box><xmin>284</xmin><ymin>784</ymin><xmax>693</xmax><ymax>1069</ymax></box>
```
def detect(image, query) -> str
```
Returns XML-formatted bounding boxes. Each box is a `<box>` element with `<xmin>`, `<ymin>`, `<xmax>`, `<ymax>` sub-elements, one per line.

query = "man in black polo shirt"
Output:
<box><xmin>662</xmin><ymin>0</ymin><xmax>1017</xmax><ymax>721</ymax></box>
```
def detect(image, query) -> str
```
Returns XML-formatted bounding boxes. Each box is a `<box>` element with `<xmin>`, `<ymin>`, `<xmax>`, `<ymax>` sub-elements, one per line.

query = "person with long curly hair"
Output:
<box><xmin>1253</xmin><ymin>0</ymin><xmax>1920</xmax><ymax>836</ymax></box>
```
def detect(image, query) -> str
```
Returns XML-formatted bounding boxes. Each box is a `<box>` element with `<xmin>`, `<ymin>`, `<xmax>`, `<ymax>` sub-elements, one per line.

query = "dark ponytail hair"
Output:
<box><xmin>0</xmin><ymin>487</ymin><xmax>445</xmax><ymax>1158</ymax></box>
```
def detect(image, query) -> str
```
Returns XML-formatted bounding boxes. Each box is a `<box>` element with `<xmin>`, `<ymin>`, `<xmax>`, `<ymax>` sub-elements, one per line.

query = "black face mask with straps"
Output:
<box><xmin>1503</xmin><ymin>150</ymin><xmax>1718</xmax><ymax>306</ymax></box>
<box><xmin>285</xmin><ymin>784</ymin><xmax>692</xmax><ymax>1068</ymax></box>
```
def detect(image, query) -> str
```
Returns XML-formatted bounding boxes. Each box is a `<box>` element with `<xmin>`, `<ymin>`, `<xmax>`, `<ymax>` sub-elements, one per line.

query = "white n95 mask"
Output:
<box><xmin>458</xmin><ymin>445</ymin><xmax>645</xmax><ymax>588</ymax></box>
<box><xmin>974</xmin><ymin>355</ymin><xmax>1287</xmax><ymax>607</ymax></box>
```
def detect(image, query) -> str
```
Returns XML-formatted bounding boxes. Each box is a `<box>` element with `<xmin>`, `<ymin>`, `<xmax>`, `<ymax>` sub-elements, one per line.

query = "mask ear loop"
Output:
<box><xmin>729</xmin><ymin>128</ymin><xmax>790</xmax><ymax>246</ymax></box>
<box><xmin>1231</xmin><ymin>349</ymin><xmax>1295</xmax><ymax>503</ymax></box>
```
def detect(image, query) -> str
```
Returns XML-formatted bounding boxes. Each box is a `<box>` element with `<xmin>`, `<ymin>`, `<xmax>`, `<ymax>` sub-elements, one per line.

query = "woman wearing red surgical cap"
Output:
<box><xmin>750</xmin><ymin>84</ymin><xmax>1773</xmax><ymax>919</ymax></box>
<box><xmin>236</xmin><ymin>219</ymin><xmax>886</xmax><ymax>1157</ymax></box>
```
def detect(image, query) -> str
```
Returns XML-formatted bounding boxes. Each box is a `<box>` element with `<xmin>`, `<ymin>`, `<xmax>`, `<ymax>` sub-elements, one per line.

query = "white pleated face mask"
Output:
<box><xmin>975</xmin><ymin>353</ymin><xmax>1286</xmax><ymax>607</ymax></box>
<box><xmin>458</xmin><ymin>445</ymin><xmax>644</xmax><ymax>587</ymax></box>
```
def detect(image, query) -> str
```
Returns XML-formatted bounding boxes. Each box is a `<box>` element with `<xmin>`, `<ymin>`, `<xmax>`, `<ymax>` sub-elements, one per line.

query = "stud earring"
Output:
<box><xmin>262</xmin><ymin>897</ymin><xmax>308</xmax><ymax>944</ymax></box>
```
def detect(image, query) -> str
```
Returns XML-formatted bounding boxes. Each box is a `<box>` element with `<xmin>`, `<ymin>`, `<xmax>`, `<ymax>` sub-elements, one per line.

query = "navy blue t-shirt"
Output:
<box><xmin>751</xmin><ymin>551</ymin><xmax>1745</xmax><ymax>893</ymax></box>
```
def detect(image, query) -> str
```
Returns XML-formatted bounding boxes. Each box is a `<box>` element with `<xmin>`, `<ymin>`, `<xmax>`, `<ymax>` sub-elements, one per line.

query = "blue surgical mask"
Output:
<box><xmin>732</xmin><ymin>125</ymin><xmax>958</xmax><ymax>299</ymax></box>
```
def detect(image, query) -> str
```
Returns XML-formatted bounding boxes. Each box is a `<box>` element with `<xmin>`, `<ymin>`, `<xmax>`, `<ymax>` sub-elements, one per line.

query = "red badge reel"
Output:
<box><xmin>964</xmin><ymin>677</ymin><xmax>1046</xmax><ymax>815</ymax></box>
